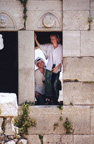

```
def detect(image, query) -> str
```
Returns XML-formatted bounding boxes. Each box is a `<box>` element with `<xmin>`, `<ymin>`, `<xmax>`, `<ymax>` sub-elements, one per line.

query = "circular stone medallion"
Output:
<box><xmin>43</xmin><ymin>14</ymin><xmax>55</xmax><ymax>28</ymax></box>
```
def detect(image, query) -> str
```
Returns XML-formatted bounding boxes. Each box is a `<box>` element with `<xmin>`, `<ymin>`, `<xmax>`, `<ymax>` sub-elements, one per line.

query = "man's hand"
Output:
<box><xmin>34</xmin><ymin>33</ymin><xmax>40</xmax><ymax>48</ymax></box>
<box><xmin>52</xmin><ymin>67</ymin><xmax>58</xmax><ymax>73</ymax></box>
<box><xmin>52</xmin><ymin>63</ymin><xmax>61</xmax><ymax>73</ymax></box>
<box><xmin>35</xmin><ymin>91</ymin><xmax>39</xmax><ymax>99</ymax></box>
<box><xmin>34</xmin><ymin>33</ymin><xmax>37</xmax><ymax>41</ymax></box>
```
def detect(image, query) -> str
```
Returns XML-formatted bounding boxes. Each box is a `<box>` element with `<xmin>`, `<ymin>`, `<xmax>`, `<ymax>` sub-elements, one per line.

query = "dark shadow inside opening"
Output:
<box><xmin>35</xmin><ymin>31</ymin><xmax>62</xmax><ymax>46</ymax></box>
<box><xmin>0</xmin><ymin>32</ymin><xmax>18</xmax><ymax>98</ymax></box>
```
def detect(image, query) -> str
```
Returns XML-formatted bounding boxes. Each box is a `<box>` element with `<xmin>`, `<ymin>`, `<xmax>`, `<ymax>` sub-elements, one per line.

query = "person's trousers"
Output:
<box><xmin>45</xmin><ymin>70</ymin><xmax>60</xmax><ymax>103</ymax></box>
<box><xmin>35</xmin><ymin>93</ymin><xmax>45</xmax><ymax>105</ymax></box>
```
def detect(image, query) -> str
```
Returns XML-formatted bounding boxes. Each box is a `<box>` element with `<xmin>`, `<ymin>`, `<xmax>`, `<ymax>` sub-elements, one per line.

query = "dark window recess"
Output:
<box><xmin>35</xmin><ymin>31</ymin><xmax>62</xmax><ymax>46</ymax></box>
<box><xmin>0</xmin><ymin>32</ymin><xmax>18</xmax><ymax>97</ymax></box>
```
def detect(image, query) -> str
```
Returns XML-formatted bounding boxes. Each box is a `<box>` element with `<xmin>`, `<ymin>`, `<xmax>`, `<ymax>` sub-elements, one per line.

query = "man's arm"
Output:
<box><xmin>35</xmin><ymin>33</ymin><xmax>40</xmax><ymax>48</ymax></box>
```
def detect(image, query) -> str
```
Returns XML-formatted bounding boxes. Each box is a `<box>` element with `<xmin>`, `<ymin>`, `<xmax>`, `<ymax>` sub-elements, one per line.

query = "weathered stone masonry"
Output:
<box><xmin>0</xmin><ymin>0</ymin><xmax>94</xmax><ymax>144</ymax></box>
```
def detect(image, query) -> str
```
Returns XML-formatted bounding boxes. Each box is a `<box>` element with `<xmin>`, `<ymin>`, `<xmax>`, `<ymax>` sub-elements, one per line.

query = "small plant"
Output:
<box><xmin>88</xmin><ymin>17</ymin><xmax>94</xmax><ymax>23</ymax></box>
<box><xmin>88</xmin><ymin>16</ymin><xmax>94</xmax><ymax>30</ymax></box>
<box><xmin>18</xmin><ymin>0</ymin><xmax>28</xmax><ymax>29</ymax></box>
<box><xmin>59</xmin><ymin>116</ymin><xmax>63</xmax><ymax>121</ymax></box>
<box><xmin>19</xmin><ymin>101</ymin><xmax>35</xmax><ymax>106</ymax></box>
<box><xmin>53</xmin><ymin>122</ymin><xmax>59</xmax><ymax>131</ymax></box>
<box><xmin>14</xmin><ymin>103</ymin><xmax>36</xmax><ymax>135</ymax></box>
<box><xmin>39</xmin><ymin>135</ymin><xmax>43</xmax><ymax>144</ymax></box>
<box><xmin>70</xmin><ymin>102</ymin><xmax>73</xmax><ymax>106</ymax></box>
<box><xmin>63</xmin><ymin>118</ymin><xmax>73</xmax><ymax>134</ymax></box>
<box><xmin>74</xmin><ymin>79</ymin><xmax>79</xmax><ymax>82</ymax></box>
<box><xmin>57</xmin><ymin>105</ymin><xmax>63</xmax><ymax>110</ymax></box>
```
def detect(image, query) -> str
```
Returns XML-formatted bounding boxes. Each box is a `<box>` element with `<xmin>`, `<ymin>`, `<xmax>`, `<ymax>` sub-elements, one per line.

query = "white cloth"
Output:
<box><xmin>40</xmin><ymin>44</ymin><xmax>63</xmax><ymax>73</ymax></box>
<box><xmin>35</xmin><ymin>57</ymin><xmax>46</xmax><ymax>67</ymax></box>
<box><xmin>0</xmin><ymin>34</ymin><xmax>4</xmax><ymax>50</ymax></box>
<box><xmin>35</xmin><ymin>69</ymin><xmax>45</xmax><ymax>95</ymax></box>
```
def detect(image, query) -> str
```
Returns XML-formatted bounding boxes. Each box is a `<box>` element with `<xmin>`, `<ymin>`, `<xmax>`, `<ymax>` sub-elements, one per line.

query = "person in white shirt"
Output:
<box><xmin>35</xmin><ymin>33</ymin><xmax>63</xmax><ymax>104</ymax></box>
<box><xmin>35</xmin><ymin>57</ymin><xmax>46</xmax><ymax>105</ymax></box>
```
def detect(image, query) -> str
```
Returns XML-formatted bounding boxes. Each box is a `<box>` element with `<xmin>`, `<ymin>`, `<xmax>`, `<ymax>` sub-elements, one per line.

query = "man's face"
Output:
<box><xmin>50</xmin><ymin>36</ymin><xmax>58</xmax><ymax>44</ymax></box>
<box><xmin>37</xmin><ymin>60</ymin><xmax>44</xmax><ymax>68</ymax></box>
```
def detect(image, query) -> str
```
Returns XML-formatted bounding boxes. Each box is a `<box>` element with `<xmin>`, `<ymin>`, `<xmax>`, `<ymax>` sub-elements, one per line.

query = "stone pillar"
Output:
<box><xmin>18</xmin><ymin>31</ymin><xmax>35</xmax><ymax>104</ymax></box>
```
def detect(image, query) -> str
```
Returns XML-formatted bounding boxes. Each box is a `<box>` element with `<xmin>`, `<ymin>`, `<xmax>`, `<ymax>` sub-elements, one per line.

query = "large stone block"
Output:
<box><xmin>63</xmin><ymin>31</ymin><xmax>80</xmax><ymax>56</ymax></box>
<box><xmin>91</xmin><ymin>108</ymin><xmax>94</xmax><ymax>134</ymax></box>
<box><xmin>0</xmin><ymin>0</ymin><xmax>22</xmax><ymax>11</ymax></box>
<box><xmin>24</xmin><ymin>106</ymin><xmax>90</xmax><ymax>135</ymax></box>
<box><xmin>25</xmin><ymin>135</ymin><xmax>41</xmax><ymax>144</ymax></box>
<box><xmin>63</xmin><ymin>82</ymin><xmax>94</xmax><ymax>105</ymax></box>
<box><xmin>61</xmin><ymin>135</ymin><xmax>73</xmax><ymax>144</ymax></box>
<box><xmin>63</xmin><ymin>57</ymin><xmax>94</xmax><ymax>81</ymax></box>
<box><xmin>43</xmin><ymin>135</ymin><xmax>73</xmax><ymax>144</ymax></box>
<box><xmin>18</xmin><ymin>31</ymin><xmax>34</xmax><ymax>69</ymax></box>
<box><xmin>26</xmin><ymin>11</ymin><xmax>62</xmax><ymax>30</ymax></box>
<box><xmin>0</xmin><ymin>93</ymin><xmax>18</xmax><ymax>117</ymax></box>
<box><xmin>17</xmin><ymin>139</ymin><xmax>27</xmax><ymax>144</ymax></box>
<box><xmin>43</xmin><ymin>135</ymin><xmax>61</xmax><ymax>144</ymax></box>
<box><xmin>91</xmin><ymin>135</ymin><xmax>94</xmax><ymax>144</ymax></box>
<box><xmin>74</xmin><ymin>135</ymin><xmax>94</xmax><ymax>144</ymax></box>
<box><xmin>19</xmin><ymin>69</ymin><xmax>34</xmax><ymax>104</ymax></box>
<box><xmin>91</xmin><ymin>0</ymin><xmax>94</xmax><ymax>10</ymax></box>
<box><xmin>0</xmin><ymin>0</ymin><xmax>24</xmax><ymax>30</ymax></box>
<box><xmin>90</xmin><ymin>11</ymin><xmax>94</xmax><ymax>30</ymax></box>
<box><xmin>28</xmin><ymin>106</ymin><xmax>64</xmax><ymax>135</ymax></box>
<box><xmin>81</xmin><ymin>31</ymin><xmax>94</xmax><ymax>56</ymax></box>
<box><xmin>63</xmin><ymin>11</ymin><xmax>89</xmax><ymax>30</ymax></box>
<box><xmin>62</xmin><ymin>106</ymin><xmax>90</xmax><ymax>135</ymax></box>
<box><xmin>27</xmin><ymin>1</ymin><xmax>62</xmax><ymax>11</ymax></box>
<box><xmin>5</xmin><ymin>140</ymin><xmax>15</xmax><ymax>144</ymax></box>
<box><xmin>63</xmin><ymin>0</ymin><xmax>89</xmax><ymax>10</ymax></box>
<box><xmin>18</xmin><ymin>31</ymin><xmax>35</xmax><ymax>104</ymax></box>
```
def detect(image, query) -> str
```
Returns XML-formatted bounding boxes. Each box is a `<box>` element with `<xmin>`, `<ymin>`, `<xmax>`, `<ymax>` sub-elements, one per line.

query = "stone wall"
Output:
<box><xmin>0</xmin><ymin>0</ymin><xmax>94</xmax><ymax>144</ymax></box>
<box><xmin>62</xmin><ymin>0</ymin><xmax>94</xmax><ymax>144</ymax></box>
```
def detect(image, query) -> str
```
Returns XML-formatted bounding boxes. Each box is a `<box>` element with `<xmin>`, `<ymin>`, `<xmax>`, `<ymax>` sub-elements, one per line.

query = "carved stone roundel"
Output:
<box><xmin>0</xmin><ymin>15</ymin><xmax>8</xmax><ymax>28</ymax></box>
<box><xmin>42</xmin><ymin>13</ymin><xmax>55</xmax><ymax>28</ymax></box>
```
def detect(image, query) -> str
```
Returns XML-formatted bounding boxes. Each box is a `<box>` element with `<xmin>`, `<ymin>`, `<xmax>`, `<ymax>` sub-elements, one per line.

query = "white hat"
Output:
<box><xmin>35</xmin><ymin>57</ymin><xmax>45</xmax><ymax>66</ymax></box>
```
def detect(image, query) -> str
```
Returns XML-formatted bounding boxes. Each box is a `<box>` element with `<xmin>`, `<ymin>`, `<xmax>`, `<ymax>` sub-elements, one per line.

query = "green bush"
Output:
<box><xmin>14</xmin><ymin>103</ymin><xmax>36</xmax><ymax>135</ymax></box>
<box><xmin>63</xmin><ymin>118</ymin><xmax>73</xmax><ymax>134</ymax></box>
